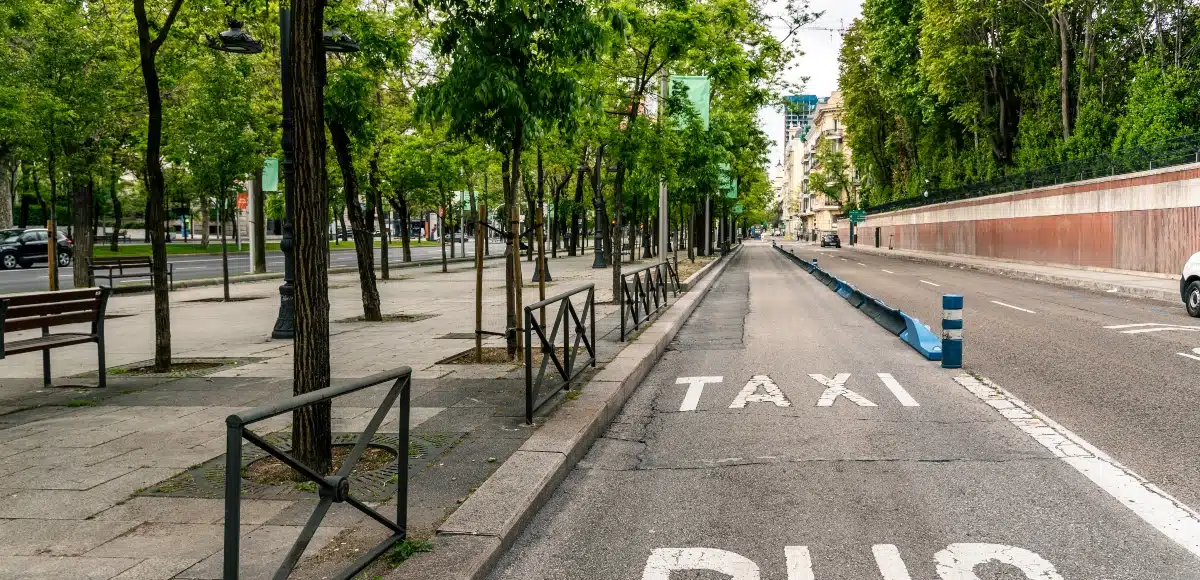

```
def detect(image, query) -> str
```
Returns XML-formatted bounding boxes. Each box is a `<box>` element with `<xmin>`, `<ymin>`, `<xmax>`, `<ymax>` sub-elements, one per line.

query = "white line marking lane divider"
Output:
<box><xmin>920</xmin><ymin>280</ymin><xmax>941</xmax><ymax>287</ymax></box>
<box><xmin>954</xmin><ymin>374</ymin><xmax>1200</xmax><ymax>558</ymax></box>
<box><xmin>1179</xmin><ymin>348</ymin><xmax>1200</xmax><ymax>362</ymax></box>
<box><xmin>991</xmin><ymin>300</ymin><xmax>1037</xmax><ymax>314</ymax></box>
<box><xmin>881</xmin><ymin>269</ymin><xmax>895</xmax><ymax>274</ymax></box>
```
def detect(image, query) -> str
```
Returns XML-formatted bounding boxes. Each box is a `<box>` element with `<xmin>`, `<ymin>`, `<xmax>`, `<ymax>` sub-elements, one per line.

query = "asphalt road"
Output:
<box><xmin>489</xmin><ymin>244</ymin><xmax>1200</xmax><ymax>579</ymax></box>
<box><xmin>0</xmin><ymin>242</ymin><xmax>480</xmax><ymax>293</ymax></box>
<box><xmin>783</xmin><ymin>242</ymin><xmax>1200</xmax><ymax>512</ymax></box>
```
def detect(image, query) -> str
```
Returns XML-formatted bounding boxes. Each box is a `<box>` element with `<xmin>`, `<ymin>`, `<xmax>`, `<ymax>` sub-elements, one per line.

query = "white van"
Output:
<box><xmin>1182</xmin><ymin>251</ymin><xmax>1200</xmax><ymax>317</ymax></box>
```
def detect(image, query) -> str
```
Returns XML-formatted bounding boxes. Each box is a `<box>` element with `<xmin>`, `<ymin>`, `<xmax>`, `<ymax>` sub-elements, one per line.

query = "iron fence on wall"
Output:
<box><xmin>867</xmin><ymin>133</ymin><xmax>1200</xmax><ymax>215</ymax></box>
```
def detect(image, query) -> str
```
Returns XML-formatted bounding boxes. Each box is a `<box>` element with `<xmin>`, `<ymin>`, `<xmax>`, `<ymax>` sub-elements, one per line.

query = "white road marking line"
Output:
<box><xmin>919</xmin><ymin>279</ymin><xmax>941</xmax><ymax>287</ymax></box>
<box><xmin>729</xmin><ymin>375</ymin><xmax>792</xmax><ymax>408</ymax></box>
<box><xmin>991</xmin><ymin>300</ymin><xmax>1036</xmax><ymax>314</ymax></box>
<box><xmin>810</xmin><ymin>373</ymin><xmax>876</xmax><ymax>407</ymax></box>
<box><xmin>877</xmin><ymin>373</ymin><xmax>919</xmax><ymax>406</ymax></box>
<box><xmin>1178</xmin><ymin>348</ymin><xmax>1200</xmax><ymax>362</ymax></box>
<box><xmin>872</xmin><ymin>545</ymin><xmax>913</xmax><ymax>580</ymax></box>
<box><xmin>881</xmin><ymin>269</ymin><xmax>894</xmax><ymax>274</ymax></box>
<box><xmin>954</xmin><ymin>374</ymin><xmax>1200</xmax><ymax>559</ymax></box>
<box><xmin>857</xmin><ymin>262</ymin><xmax>867</xmax><ymax>266</ymax></box>
<box><xmin>784</xmin><ymin>546</ymin><xmax>815</xmax><ymax>580</ymax></box>
<box><xmin>643</xmin><ymin>548</ymin><xmax>759</xmax><ymax>580</ymax></box>
<box><xmin>677</xmin><ymin>376</ymin><xmax>722</xmax><ymax>412</ymax></box>
<box><xmin>935</xmin><ymin>544</ymin><xmax>1062</xmax><ymax>579</ymax></box>
<box><xmin>1122</xmin><ymin>327</ymin><xmax>1200</xmax><ymax>334</ymax></box>
<box><xmin>1103</xmin><ymin>323</ymin><xmax>1165</xmax><ymax>329</ymax></box>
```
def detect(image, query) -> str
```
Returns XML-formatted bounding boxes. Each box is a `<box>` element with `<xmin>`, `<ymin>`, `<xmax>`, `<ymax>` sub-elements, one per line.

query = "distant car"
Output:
<box><xmin>820</xmin><ymin>233</ymin><xmax>841</xmax><ymax>248</ymax></box>
<box><xmin>0</xmin><ymin>228</ymin><xmax>73</xmax><ymax>270</ymax></box>
<box><xmin>1182</xmin><ymin>251</ymin><xmax>1200</xmax><ymax>317</ymax></box>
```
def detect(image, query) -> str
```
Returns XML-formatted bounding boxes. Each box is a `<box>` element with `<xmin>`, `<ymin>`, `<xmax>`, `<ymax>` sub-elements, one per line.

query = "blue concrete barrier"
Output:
<box><xmin>773</xmin><ymin>245</ymin><xmax>942</xmax><ymax>361</ymax></box>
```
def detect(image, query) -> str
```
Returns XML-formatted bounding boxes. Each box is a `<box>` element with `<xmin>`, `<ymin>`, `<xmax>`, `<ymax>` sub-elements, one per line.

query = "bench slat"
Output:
<box><xmin>6</xmin><ymin>311</ymin><xmax>100</xmax><ymax>333</ymax></box>
<box><xmin>1</xmin><ymin>288</ymin><xmax>103</xmax><ymax>307</ymax></box>
<box><xmin>5</xmin><ymin>333</ymin><xmax>96</xmax><ymax>354</ymax></box>
<box><xmin>5</xmin><ymin>299</ymin><xmax>101</xmax><ymax>319</ymax></box>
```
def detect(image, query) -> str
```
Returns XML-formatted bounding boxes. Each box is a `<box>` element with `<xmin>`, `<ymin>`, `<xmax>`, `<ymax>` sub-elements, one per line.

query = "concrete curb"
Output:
<box><xmin>391</xmin><ymin>245</ymin><xmax>744</xmax><ymax>580</ymax></box>
<box><xmin>844</xmin><ymin>245</ymin><xmax>1179</xmax><ymax>304</ymax></box>
<box><xmin>109</xmin><ymin>254</ymin><xmax>507</xmax><ymax>295</ymax></box>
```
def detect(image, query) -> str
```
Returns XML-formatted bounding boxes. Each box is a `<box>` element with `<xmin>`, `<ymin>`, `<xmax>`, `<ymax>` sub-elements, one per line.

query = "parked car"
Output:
<box><xmin>1182</xmin><ymin>251</ymin><xmax>1200</xmax><ymax>317</ymax></box>
<box><xmin>0</xmin><ymin>228</ymin><xmax>73</xmax><ymax>270</ymax></box>
<box><xmin>820</xmin><ymin>233</ymin><xmax>841</xmax><ymax>248</ymax></box>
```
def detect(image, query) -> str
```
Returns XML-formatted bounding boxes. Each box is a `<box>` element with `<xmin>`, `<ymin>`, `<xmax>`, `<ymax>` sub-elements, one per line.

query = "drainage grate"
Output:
<box><xmin>138</xmin><ymin>431</ymin><xmax>464</xmax><ymax>502</ymax></box>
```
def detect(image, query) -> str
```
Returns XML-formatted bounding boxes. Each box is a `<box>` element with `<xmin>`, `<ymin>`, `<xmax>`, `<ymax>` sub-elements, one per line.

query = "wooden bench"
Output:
<box><xmin>0</xmin><ymin>287</ymin><xmax>113</xmax><ymax>388</ymax></box>
<box><xmin>96</xmin><ymin>231</ymin><xmax>132</xmax><ymax>243</ymax></box>
<box><xmin>89</xmin><ymin>256</ymin><xmax>174</xmax><ymax>290</ymax></box>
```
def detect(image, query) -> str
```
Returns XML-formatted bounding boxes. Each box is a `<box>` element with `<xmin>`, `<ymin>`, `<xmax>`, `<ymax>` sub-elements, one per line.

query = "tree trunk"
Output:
<box><xmin>592</xmin><ymin>145</ymin><xmax>609</xmax><ymax>267</ymax></box>
<box><xmin>1056</xmin><ymin>10</ymin><xmax>1072</xmax><ymax>140</ymax></box>
<box><xmin>0</xmin><ymin>154</ymin><xmax>13</xmax><ymax>229</ymax></box>
<box><xmin>220</xmin><ymin>195</ymin><xmax>230</xmax><ymax>301</ymax></box>
<box><xmin>290</xmin><ymin>0</ymin><xmax>332</xmax><ymax>476</ymax></box>
<box><xmin>570</xmin><ymin>155</ymin><xmax>584</xmax><ymax>256</ymax></box>
<box><xmin>71</xmin><ymin>175</ymin><xmax>94</xmax><ymax>288</ymax></box>
<box><xmin>506</xmin><ymin>122</ymin><xmax>526</xmax><ymax>358</ymax></box>
<box><xmin>369</xmin><ymin>151</ymin><xmax>388</xmax><ymax>279</ymax></box>
<box><xmin>200</xmin><ymin>196</ymin><xmax>211</xmax><ymax>248</ymax></box>
<box><xmin>47</xmin><ymin>152</ymin><xmax>59</xmax><ymax>291</ymax></box>
<box><xmin>391</xmin><ymin>193</ymin><xmax>412</xmax><ymax>262</ymax></box>
<box><xmin>612</xmin><ymin>161</ymin><xmax>626</xmax><ymax>300</ymax></box>
<box><xmin>109</xmin><ymin>155</ymin><xmax>122</xmax><ymax>252</ymax></box>
<box><xmin>328</xmin><ymin>120</ymin><xmax>381</xmax><ymax>321</ymax></box>
<box><xmin>439</xmin><ymin>187</ymin><xmax>448</xmax><ymax>273</ymax></box>
<box><xmin>251</xmin><ymin>165</ymin><xmax>266</xmax><ymax>272</ymax></box>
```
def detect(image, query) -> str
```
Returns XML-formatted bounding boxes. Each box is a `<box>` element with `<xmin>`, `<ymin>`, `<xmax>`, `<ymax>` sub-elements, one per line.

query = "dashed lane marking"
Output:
<box><xmin>881</xmin><ymin>269</ymin><xmax>895</xmax><ymax>274</ymax></box>
<box><xmin>991</xmin><ymin>300</ymin><xmax>1037</xmax><ymax>314</ymax></box>
<box><xmin>955</xmin><ymin>374</ymin><xmax>1200</xmax><ymax>559</ymax></box>
<box><xmin>1103</xmin><ymin>322</ymin><xmax>1200</xmax><ymax>334</ymax></box>
<box><xmin>1178</xmin><ymin>348</ymin><xmax>1200</xmax><ymax>362</ymax></box>
<box><xmin>919</xmin><ymin>279</ymin><xmax>941</xmax><ymax>287</ymax></box>
<box><xmin>857</xmin><ymin>262</ymin><xmax>867</xmax><ymax>266</ymax></box>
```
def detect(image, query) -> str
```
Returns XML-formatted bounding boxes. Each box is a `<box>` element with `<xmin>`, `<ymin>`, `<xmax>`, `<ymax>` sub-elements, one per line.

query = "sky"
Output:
<box><xmin>758</xmin><ymin>0</ymin><xmax>865</xmax><ymax>177</ymax></box>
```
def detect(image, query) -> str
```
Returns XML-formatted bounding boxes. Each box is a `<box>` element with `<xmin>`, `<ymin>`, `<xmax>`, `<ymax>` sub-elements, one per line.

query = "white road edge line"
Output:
<box><xmin>881</xmin><ymin>269</ymin><xmax>894</xmax><ymax>274</ymax></box>
<box><xmin>954</xmin><ymin>374</ymin><xmax>1200</xmax><ymax>558</ymax></box>
<box><xmin>1178</xmin><ymin>352</ymin><xmax>1200</xmax><ymax>362</ymax></box>
<box><xmin>990</xmin><ymin>300</ymin><xmax>1037</xmax><ymax>314</ymax></box>
<box><xmin>857</xmin><ymin>262</ymin><xmax>867</xmax><ymax>267</ymax></box>
<box><xmin>919</xmin><ymin>279</ymin><xmax>940</xmax><ymax>287</ymax></box>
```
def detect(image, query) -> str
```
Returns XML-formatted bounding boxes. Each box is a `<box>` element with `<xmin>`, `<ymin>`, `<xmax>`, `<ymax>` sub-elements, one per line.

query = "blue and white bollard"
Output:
<box><xmin>811</xmin><ymin>257</ymin><xmax>818</xmax><ymax>267</ymax></box>
<box><xmin>941</xmin><ymin>294</ymin><xmax>963</xmax><ymax>368</ymax></box>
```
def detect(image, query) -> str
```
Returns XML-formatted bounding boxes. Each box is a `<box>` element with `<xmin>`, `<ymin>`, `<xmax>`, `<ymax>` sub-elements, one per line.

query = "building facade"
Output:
<box><xmin>783</xmin><ymin>95</ymin><xmax>820</xmax><ymax>150</ymax></box>
<box><xmin>796</xmin><ymin>91</ymin><xmax>854</xmax><ymax>239</ymax></box>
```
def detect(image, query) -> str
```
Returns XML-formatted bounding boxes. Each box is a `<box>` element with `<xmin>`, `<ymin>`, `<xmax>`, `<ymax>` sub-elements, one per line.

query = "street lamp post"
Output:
<box><xmin>209</xmin><ymin>14</ymin><xmax>357</xmax><ymax>339</ymax></box>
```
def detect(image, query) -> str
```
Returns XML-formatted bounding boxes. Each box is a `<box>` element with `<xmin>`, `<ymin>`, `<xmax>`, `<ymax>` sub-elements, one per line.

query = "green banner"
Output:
<box><xmin>733</xmin><ymin>204</ymin><xmax>744</xmax><ymax>214</ymax></box>
<box><xmin>719</xmin><ymin>162</ymin><xmax>738</xmax><ymax>198</ymax></box>
<box><xmin>262</xmin><ymin>158</ymin><xmax>280</xmax><ymax>192</ymax></box>
<box><xmin>669</xmin><ymin>75</ymin><xmax>710</xmax><ymax>130</ymax></box>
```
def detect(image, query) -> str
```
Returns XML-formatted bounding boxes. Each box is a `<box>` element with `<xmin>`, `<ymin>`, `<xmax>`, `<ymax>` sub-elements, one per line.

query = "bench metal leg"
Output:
<box><xmin>97</xmin><ymin>338</ymin><xmax>106</xmax><ymax>389</ymax></box>
<box><xmin>42</xmin><ymin>349</ymin><xmax>51</xmax><ymax>388</ymax></box>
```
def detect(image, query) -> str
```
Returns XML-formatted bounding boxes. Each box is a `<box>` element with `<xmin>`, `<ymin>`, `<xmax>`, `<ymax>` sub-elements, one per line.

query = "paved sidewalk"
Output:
<box><xmin>0</xmin><ymin>253</ymin><xmax>662</xmax><ymax>579</ymax></box>
<box><xmin>810</xmin><ymin>242</ymin><xmax>1182</xmax><ymax>303</ymax></box>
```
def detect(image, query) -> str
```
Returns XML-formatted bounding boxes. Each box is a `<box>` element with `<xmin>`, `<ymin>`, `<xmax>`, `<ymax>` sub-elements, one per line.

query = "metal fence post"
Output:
<box><xmin>942</xmin><ymin>294</ymin><xmax>963</xmax><ymax>369</ymax></box>
<box><xmin>397</xmin><ymin>375</ymin><xmax>410</xmax><ymax>540</ymax></box>
<box><xmin>525</xmin><ymin>307</ymin><xmax>534</xmax><ymax>424</ymax></box>
<box><xmin>223</xmin><ymin>421</ymin><xmax>243</xmax><ymax>580</ymax></box>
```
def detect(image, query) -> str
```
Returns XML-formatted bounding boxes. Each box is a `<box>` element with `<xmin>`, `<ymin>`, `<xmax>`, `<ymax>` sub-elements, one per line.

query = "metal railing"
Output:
<box><xmin>223</xmin><ymin>368</ymin><xmax>412</xmax><ymax>580</ymax></box>
<box><xmin>523</xmin><ymin>285</ymin><xmax>597</xmax><ymax>424</ymax></box>
<box><xmin>619</xmin><ymin>259</ymin><xmax>679</xmax><ymax>342</ymax></box>
<box><xmin>867</xmin><ymin>132</ymin><xmax>1200</xmax><ymax>215</ymax></box>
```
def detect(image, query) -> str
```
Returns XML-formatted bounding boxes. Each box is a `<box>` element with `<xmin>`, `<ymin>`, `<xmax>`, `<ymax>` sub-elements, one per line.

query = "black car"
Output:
<box><xmin>820</xmin><ymin>233</ymin><xmax>841</xmax><ymax>248</ymax></box>
<box><xmin>0</xmin><ymin>228</ymin><xmax>74</xmax><ymax>270</ymax></box>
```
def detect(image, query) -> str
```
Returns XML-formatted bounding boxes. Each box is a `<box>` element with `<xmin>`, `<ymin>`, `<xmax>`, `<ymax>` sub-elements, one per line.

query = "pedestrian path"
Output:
<box><xmin>0</xmin><ymin>253</ymin><xmax>656</xmax><ymax>579</ymax></box>
<box><xmin>489</xmin><ymin>245</ymin><xmax>1200</xmax><ymax>579</ymax></box>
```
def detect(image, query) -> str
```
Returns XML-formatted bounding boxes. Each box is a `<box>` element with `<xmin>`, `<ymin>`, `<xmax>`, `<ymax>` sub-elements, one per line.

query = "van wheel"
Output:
<box><xmin>1187</xmin><ymin>281</ymin><xmax>1200</xmax><ymax>317</ymax></box>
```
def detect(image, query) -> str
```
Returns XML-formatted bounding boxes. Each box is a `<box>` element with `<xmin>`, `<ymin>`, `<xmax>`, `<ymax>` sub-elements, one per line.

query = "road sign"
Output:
<box><xmin>849</xmin><ymin>210</ymin><xmax>866</xmax><ymax>223</ymax></box>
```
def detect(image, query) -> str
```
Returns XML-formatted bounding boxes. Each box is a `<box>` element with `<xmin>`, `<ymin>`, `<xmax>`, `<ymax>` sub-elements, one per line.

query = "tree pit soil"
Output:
<box><xmin>243</xmin><ymin>445</ymin><xmax>396</xmax><ymax>486</ymax></box>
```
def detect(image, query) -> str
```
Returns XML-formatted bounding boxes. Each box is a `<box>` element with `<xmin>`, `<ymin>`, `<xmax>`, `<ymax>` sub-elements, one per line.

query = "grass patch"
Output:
<box><xmin>293</xmin><ymin>481</ymin><xmax>319</xmax><ymax>493</ymax></box>
<box><xmin>387</xmin><ymin>538</ymin><xmax>433</xmax><ymax>566</ymax></box>
<box><xmin>66</xmin><ymin>399</ymin><xmax>98</xmax><ymax>407</ymax></box>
